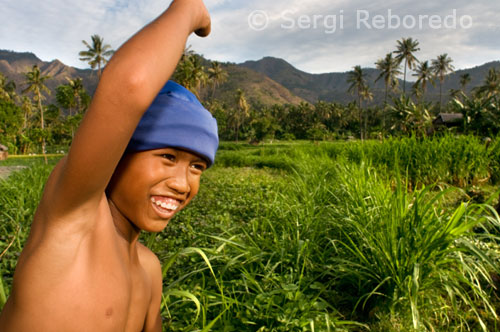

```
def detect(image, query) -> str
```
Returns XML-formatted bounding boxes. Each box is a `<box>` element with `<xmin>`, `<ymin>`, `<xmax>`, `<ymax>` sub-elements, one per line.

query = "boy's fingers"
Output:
<box><xmin>171</xmin><ymin>0</ymin><xmax>211</xmax><ymax>37</ymax></box>
<box><xmin>194</xmin><ymin>0</ymin><xmax>211</xmax><ymax>37</ymax></box>
<box><xmin>195</xmin><ymin>23</ymin><xmax>211</xmax><ymax>37</ymax></box>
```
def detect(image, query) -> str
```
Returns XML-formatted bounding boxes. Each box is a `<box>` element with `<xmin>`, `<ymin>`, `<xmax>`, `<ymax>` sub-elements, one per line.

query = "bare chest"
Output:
<box><xmin>7</xmin><ymin>219</ymin><xmax>153</xmax><ymax>331</ymax></box>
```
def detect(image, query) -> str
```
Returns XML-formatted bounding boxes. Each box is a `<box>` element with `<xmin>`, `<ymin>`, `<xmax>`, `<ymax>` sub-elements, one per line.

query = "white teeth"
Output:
<box><xmin>152</xmin><ymin>197</ymin><xmax>179</xmax><ymax>211</ymax></box>
<box><xmin>166</xmin><ymin>203</ymin><xmax>178</xmax><ymax>211</ymax></box>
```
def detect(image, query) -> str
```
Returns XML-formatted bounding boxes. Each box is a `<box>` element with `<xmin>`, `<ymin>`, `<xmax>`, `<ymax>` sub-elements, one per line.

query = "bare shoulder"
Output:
<box><xmin>137</xmin><ymin>242</ymin><xmax>163</xmax><ymax>331</ymax></box>
<box><xmin>137</xmin><ymin>242</ymin><xmax>162</xmax><ymax>278</ymax></box>
<box><xmin>137</xmin><ymin>242</ymin><xmax>162</xmax><ymax>301</ymax></box>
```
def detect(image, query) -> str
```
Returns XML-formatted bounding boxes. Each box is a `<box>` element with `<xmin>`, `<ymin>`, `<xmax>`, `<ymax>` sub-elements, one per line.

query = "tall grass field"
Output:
<box><xmin>1</xmin><ymin>135</ymin><xmax>500</xmax><ymax>331</ymax></box>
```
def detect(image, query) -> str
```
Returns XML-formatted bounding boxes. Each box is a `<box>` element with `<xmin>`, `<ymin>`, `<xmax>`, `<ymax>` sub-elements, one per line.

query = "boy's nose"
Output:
<box><xmin>166</xmin><ymin>167</ymin><xmax>190</xmax><ymax>194</ymax></box>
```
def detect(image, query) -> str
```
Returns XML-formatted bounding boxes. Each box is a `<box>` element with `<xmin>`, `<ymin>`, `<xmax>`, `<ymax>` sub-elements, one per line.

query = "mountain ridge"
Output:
<box><xmin>1</xmin><ymin>49</ymin><xmax>499</xmax><ymax>107</ymax></box>
<box><xmin>240</xmin><ymin>56</ymin><xmax>500</xmax><ymax>104</ymax></box>
<box><xmin>0</xmin><ymin>50</ymin><xmax>98</xmax><ymax>102</ymax></box>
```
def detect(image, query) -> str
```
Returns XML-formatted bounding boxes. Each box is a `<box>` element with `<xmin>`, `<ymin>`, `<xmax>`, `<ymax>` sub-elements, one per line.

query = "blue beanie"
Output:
<box><xmin>126</xmin><ymin>81</ymin><xmax>219</xmax><ymax>167</ymax></box>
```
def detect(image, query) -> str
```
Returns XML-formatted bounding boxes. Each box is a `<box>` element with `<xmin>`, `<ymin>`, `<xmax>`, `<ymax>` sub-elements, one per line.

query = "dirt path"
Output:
<box><xmin>0</xmin><ymin>166</ymin><xmax>27</xmax><ymax>179</ymax></box>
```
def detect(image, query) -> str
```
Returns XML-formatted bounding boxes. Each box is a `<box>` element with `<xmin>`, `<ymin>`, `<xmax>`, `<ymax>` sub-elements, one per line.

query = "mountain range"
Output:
<box><xmin>1</xmin><ymin>49</ymin><xmax>499</xmax><ymax>108</ymax></box>
<box><xmin>0</xmin><ymin>50</ymin><xmax>98</xmax><ymax>103</ymax></box>
<box><xmin>240</xmin><ymin>56</ymin><xmax>500</xmax><ymax>105</ymax></box>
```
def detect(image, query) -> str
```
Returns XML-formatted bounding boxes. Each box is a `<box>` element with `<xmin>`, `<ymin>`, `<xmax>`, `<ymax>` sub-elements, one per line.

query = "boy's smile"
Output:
<box><xmin>150</xmin><ymin>196</ymin><xmax>182</xmax><ymax>219</ymax></box>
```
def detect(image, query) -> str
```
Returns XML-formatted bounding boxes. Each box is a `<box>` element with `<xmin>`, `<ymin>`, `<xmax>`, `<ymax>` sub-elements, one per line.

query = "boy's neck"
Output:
<box><xmin>108</xmin><ymin>198</ymin><xmax>141</xmax><ymax>250</ymax></box>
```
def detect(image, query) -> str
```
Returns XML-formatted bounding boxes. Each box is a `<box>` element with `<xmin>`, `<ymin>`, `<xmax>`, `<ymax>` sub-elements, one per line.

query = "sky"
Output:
<box><xmin>1</xmin><ymin>0</ymin><xmax>500</xmax><ymax>74</ymax></box>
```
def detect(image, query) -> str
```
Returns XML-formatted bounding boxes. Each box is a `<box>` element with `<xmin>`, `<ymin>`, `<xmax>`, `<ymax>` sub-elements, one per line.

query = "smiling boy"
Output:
<box><xmin>0</xmin><ymin>0</ymin><xmax>215</xmax><ymax>331</ymax></box>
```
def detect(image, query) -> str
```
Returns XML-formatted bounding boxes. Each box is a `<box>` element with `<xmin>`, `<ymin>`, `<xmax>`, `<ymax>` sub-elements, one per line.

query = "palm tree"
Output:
<box><xmin>20</xmin><ymin>96</ymin><xmax>34</xmax><ymax>131</ymax></box>
<box><xmin>474</xmin><ymin>68</ymin><xmax>500</xmax><ymax>98</ymax></box>
<box><xmin>208</xmin><ymin>61</ymin><xmax>228</xmax><ymax>99</ymax></box>
<box><xmin>23</xmin><ymin>64</ymin><xmax>51</xmax><ymax>157</ymax></box>
<box><xmin>394</xmin><ymin>37</ymin><xmax>420</xmax><ymax>95</ymax></box>
<box><xmin>389</xmin><ymin>95</ymin><xmax>431</xmax><ymax>135</ymax></box>
<box><xmin>56</xmin><ymin>77</ymin><xmax>89</xmax><ymax>138</ymax></box>
<box><xmin>375</xmin><ymin>53</ymin><xmax>401</xmax><ymax>106</ymax></box>
<box><xmin>0</xmin><ymin>73</ymin><xmax>17</xmax><ymax>101</ymax></box>
<box><xmin>459</xmin><ymin>73</ymin><xmax>471</xmax><ymax>94</ymax></box>
<box><xmin>449</xmin><ymin>88</ymin><xmax>462</xmax><ymax>100</ymax></box>
<box><xmin>375</xmin><ymin>53</ymin><xmax>401</xmax><ymax>135</ymax></box>
<box><xmin>79</xmin><ymin>34</ymin><xmax>114</xmax><ymax>79</ymax></box>
<box><xmin>413</xmin><ymin>61</ymin><xmax>435</xmax><ymax>103</ymax></box>
<box><xmin>431</xmin><ymin>54</ymin><xmax>454</xmax><ymax>110</ymax></box>
<box><xmin>190</xmin><ymin>55</ymin><xmax>208</xmax><ymax>98</ymax></box>
<box><xmin>67</xmin><ymin>77</ymin><xmax>87</xmax><ymax>115</ymax></box>
<box><xmin>450</xmin><ymin>93</ymin><xmax>496</xmax><ymax>135</ymax></box>
<box><xmin>360</xmin><ymin>86</ymin><xmax>374</xmax><ymax>138</ymax></box>
<box><xmin>173</xmin><ymin>52</ymin><xmax>208</xmax><ymax>98</ymax></box>
<box><xmin>234</xmin><ymin>89</ymin><xmax>249</xmax><ymax>142</ymax></box>
<box><xmin>347</xmin><ymin>65</ymin><xmax>369</xmax><ymax>139</ymax></box>
<box><xmin>174</xmin><ymin>52</ymin><xmax>196</xmax><ymax>91</ymax></box>
<box><xmin>57</xmin><ymin>77</ymin><xmax>86</xmax><ymax>116</ymax></box>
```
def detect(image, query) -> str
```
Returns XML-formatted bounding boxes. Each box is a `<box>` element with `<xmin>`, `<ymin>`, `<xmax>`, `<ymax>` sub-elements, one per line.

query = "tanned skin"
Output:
<box><xmin>0</xmin><ymin>1</ymin><xmax>211</xmax><ymax>331</ymax></box>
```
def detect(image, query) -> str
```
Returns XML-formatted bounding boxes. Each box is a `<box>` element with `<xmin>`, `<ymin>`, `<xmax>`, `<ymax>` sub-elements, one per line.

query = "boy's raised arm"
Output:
<box><xmin>44</xmin><ymin>0</ymin><xmax>210</xmax><ymax>218</ymax></box>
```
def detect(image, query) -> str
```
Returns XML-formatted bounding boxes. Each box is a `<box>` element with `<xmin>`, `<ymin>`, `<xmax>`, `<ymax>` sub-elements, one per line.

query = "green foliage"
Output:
<box><xmin>215</xmin><ymin>135</ymin><xmax>500</xmax><ymax>188</ymax></box>
<box><xmin>0</xmin><ymin>71</ymin><xmax>89</xmax><ymax>154</ymax></box>
<box><xmin>336</xmin><ymin>135</ymin><xmax>497</xmax><ymax>188</ymax></box>
<box><xmin>1</xmin><ymin>138</ymin><xmax>499</xmax><ymax>331</ymax></box>
<box><xmin>145</xmin><ymin>138</ymin><xmax>500</xmax><ymax>330</ymax></box>
<box><xmin>0</xmin><ymin>99</ymin><xmax>23</xmax><ymax>152</ymax></box>
<box><xmin>327</xmin><ymin>163</ymin><xmax>500</xmax><ymax>330</ymax></box>
<box><xmin>450</xmin><ymin>92</ymin><xmax>500</xmax><ymax>136</ymax></box>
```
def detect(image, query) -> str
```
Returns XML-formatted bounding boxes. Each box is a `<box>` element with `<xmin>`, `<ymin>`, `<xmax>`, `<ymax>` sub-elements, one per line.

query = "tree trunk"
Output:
<box><xmin>364</xmin><ymin>104</ymin><xmax>368</xmax><ymax>140</ymax></box>
<box><xmin>383</xmin><ymin>84</ymin><xmax>388</xmax><ymax>137</ymax></box>
<box><xmin>421</xmin><ymin>84</ymin><xmax>426</xmax><ymax>105</ymax></box>
<box><xmin>358</xmin><ymin>92</ymin><xmax>363</xmax><ymax>140</ymax></box>
<box><xmin>235</xmin><ymin>123</ymin><xmax>239</xmax><ymax>142</ymax></box>
<box><xmin>439</xmin><ymin>81</ymin><xmax>443</xmax><ymax>111</ymax></box>
<box><xmin>37</xmin><ymin>92</ymin><xmax>47</xmax><ymax>164</ymax></box>
<box><xmin>403</xmin><ymin>59</ymin><xmax>407</xmax><ymax>95</ymax></box>
<box><xmin>211</xmin><ymin>84</ymin><xmax>216</xmax><ymax>100</ymax></box>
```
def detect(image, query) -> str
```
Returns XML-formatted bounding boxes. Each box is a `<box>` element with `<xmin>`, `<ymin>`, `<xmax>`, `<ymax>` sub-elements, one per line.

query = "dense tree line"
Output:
<box><xmin>1</xmin><ymin>36</ymin><xmax>499</xmax><ymax>154</ymax></box>
<box><xmin>0</xmin><ymin>68</ymin><xmax>90</xmax><ymax>155</ymax></box>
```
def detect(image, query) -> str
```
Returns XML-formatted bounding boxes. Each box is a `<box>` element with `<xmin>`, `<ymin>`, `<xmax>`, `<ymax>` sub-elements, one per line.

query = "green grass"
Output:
<box><xmin>325</xmin><ymin>162</ymin><xmax>500</xmax><ymax>330</ymax></box>
<box><xmin>215</xmin><ymin>135</ymin><xmax>500</xmax><ymax>189</ymax></box>
<box><xmin>1</xmin><ymin>136</ymin><xmax>499</xmax><ymax>331</ymax></box>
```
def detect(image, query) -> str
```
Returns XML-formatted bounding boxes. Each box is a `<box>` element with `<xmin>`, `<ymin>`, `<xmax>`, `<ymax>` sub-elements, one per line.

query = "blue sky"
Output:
<box><xmin>1</xmin><ymin>0</ymin><xmax>499</xmax><ymax>73</ymax></box>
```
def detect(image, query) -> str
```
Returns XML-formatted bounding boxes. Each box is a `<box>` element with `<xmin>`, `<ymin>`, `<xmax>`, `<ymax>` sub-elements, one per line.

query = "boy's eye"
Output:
<box><xmin>191</xmin><ymin>163</ymin><xmax>206</xmax><ymax>172</ymax></box>
<box><xmin>161</xmin><ymin>154</ymin><xmax>175</xmax><ymax>161</ymax></box>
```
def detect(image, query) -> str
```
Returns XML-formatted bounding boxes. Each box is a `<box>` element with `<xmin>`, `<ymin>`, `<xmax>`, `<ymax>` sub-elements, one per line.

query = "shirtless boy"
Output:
<box><xmin>0</xmin><ymin>0</ymin><xmax>216</xmax><ymax>331</ymax></box>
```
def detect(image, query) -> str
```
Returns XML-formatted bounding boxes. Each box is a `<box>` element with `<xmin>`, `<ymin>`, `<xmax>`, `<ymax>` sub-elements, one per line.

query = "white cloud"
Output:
<box><xmin>1</xmin><ymin>0</ymin><xmax>499</xmax><ymax>73</ymax></box>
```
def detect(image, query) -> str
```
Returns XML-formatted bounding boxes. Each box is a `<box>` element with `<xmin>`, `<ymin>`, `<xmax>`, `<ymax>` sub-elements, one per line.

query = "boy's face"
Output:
<box><xmin>107</xmin><ymin>147</ymin><xmax>207</xmax><ymax>232</ymax></box>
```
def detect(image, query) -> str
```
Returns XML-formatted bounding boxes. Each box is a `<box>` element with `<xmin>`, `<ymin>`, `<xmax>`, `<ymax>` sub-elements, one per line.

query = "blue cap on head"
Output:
<box><xmin>126</xmin><ymin>81</ymin><xmax>219</xmax><ymax>167</ymax></box>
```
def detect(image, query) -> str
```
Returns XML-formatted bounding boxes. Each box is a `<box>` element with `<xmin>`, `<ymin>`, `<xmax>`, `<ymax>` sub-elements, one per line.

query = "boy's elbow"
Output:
<box><xmin>123</xmin><ymin>73</ymin><xmax>152</xmax><ymax>110</ymax></box>
<box><xmin>100</xmin><ymin>64</ymin><xmax>155</xmax><ymax>113</ymax></box>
